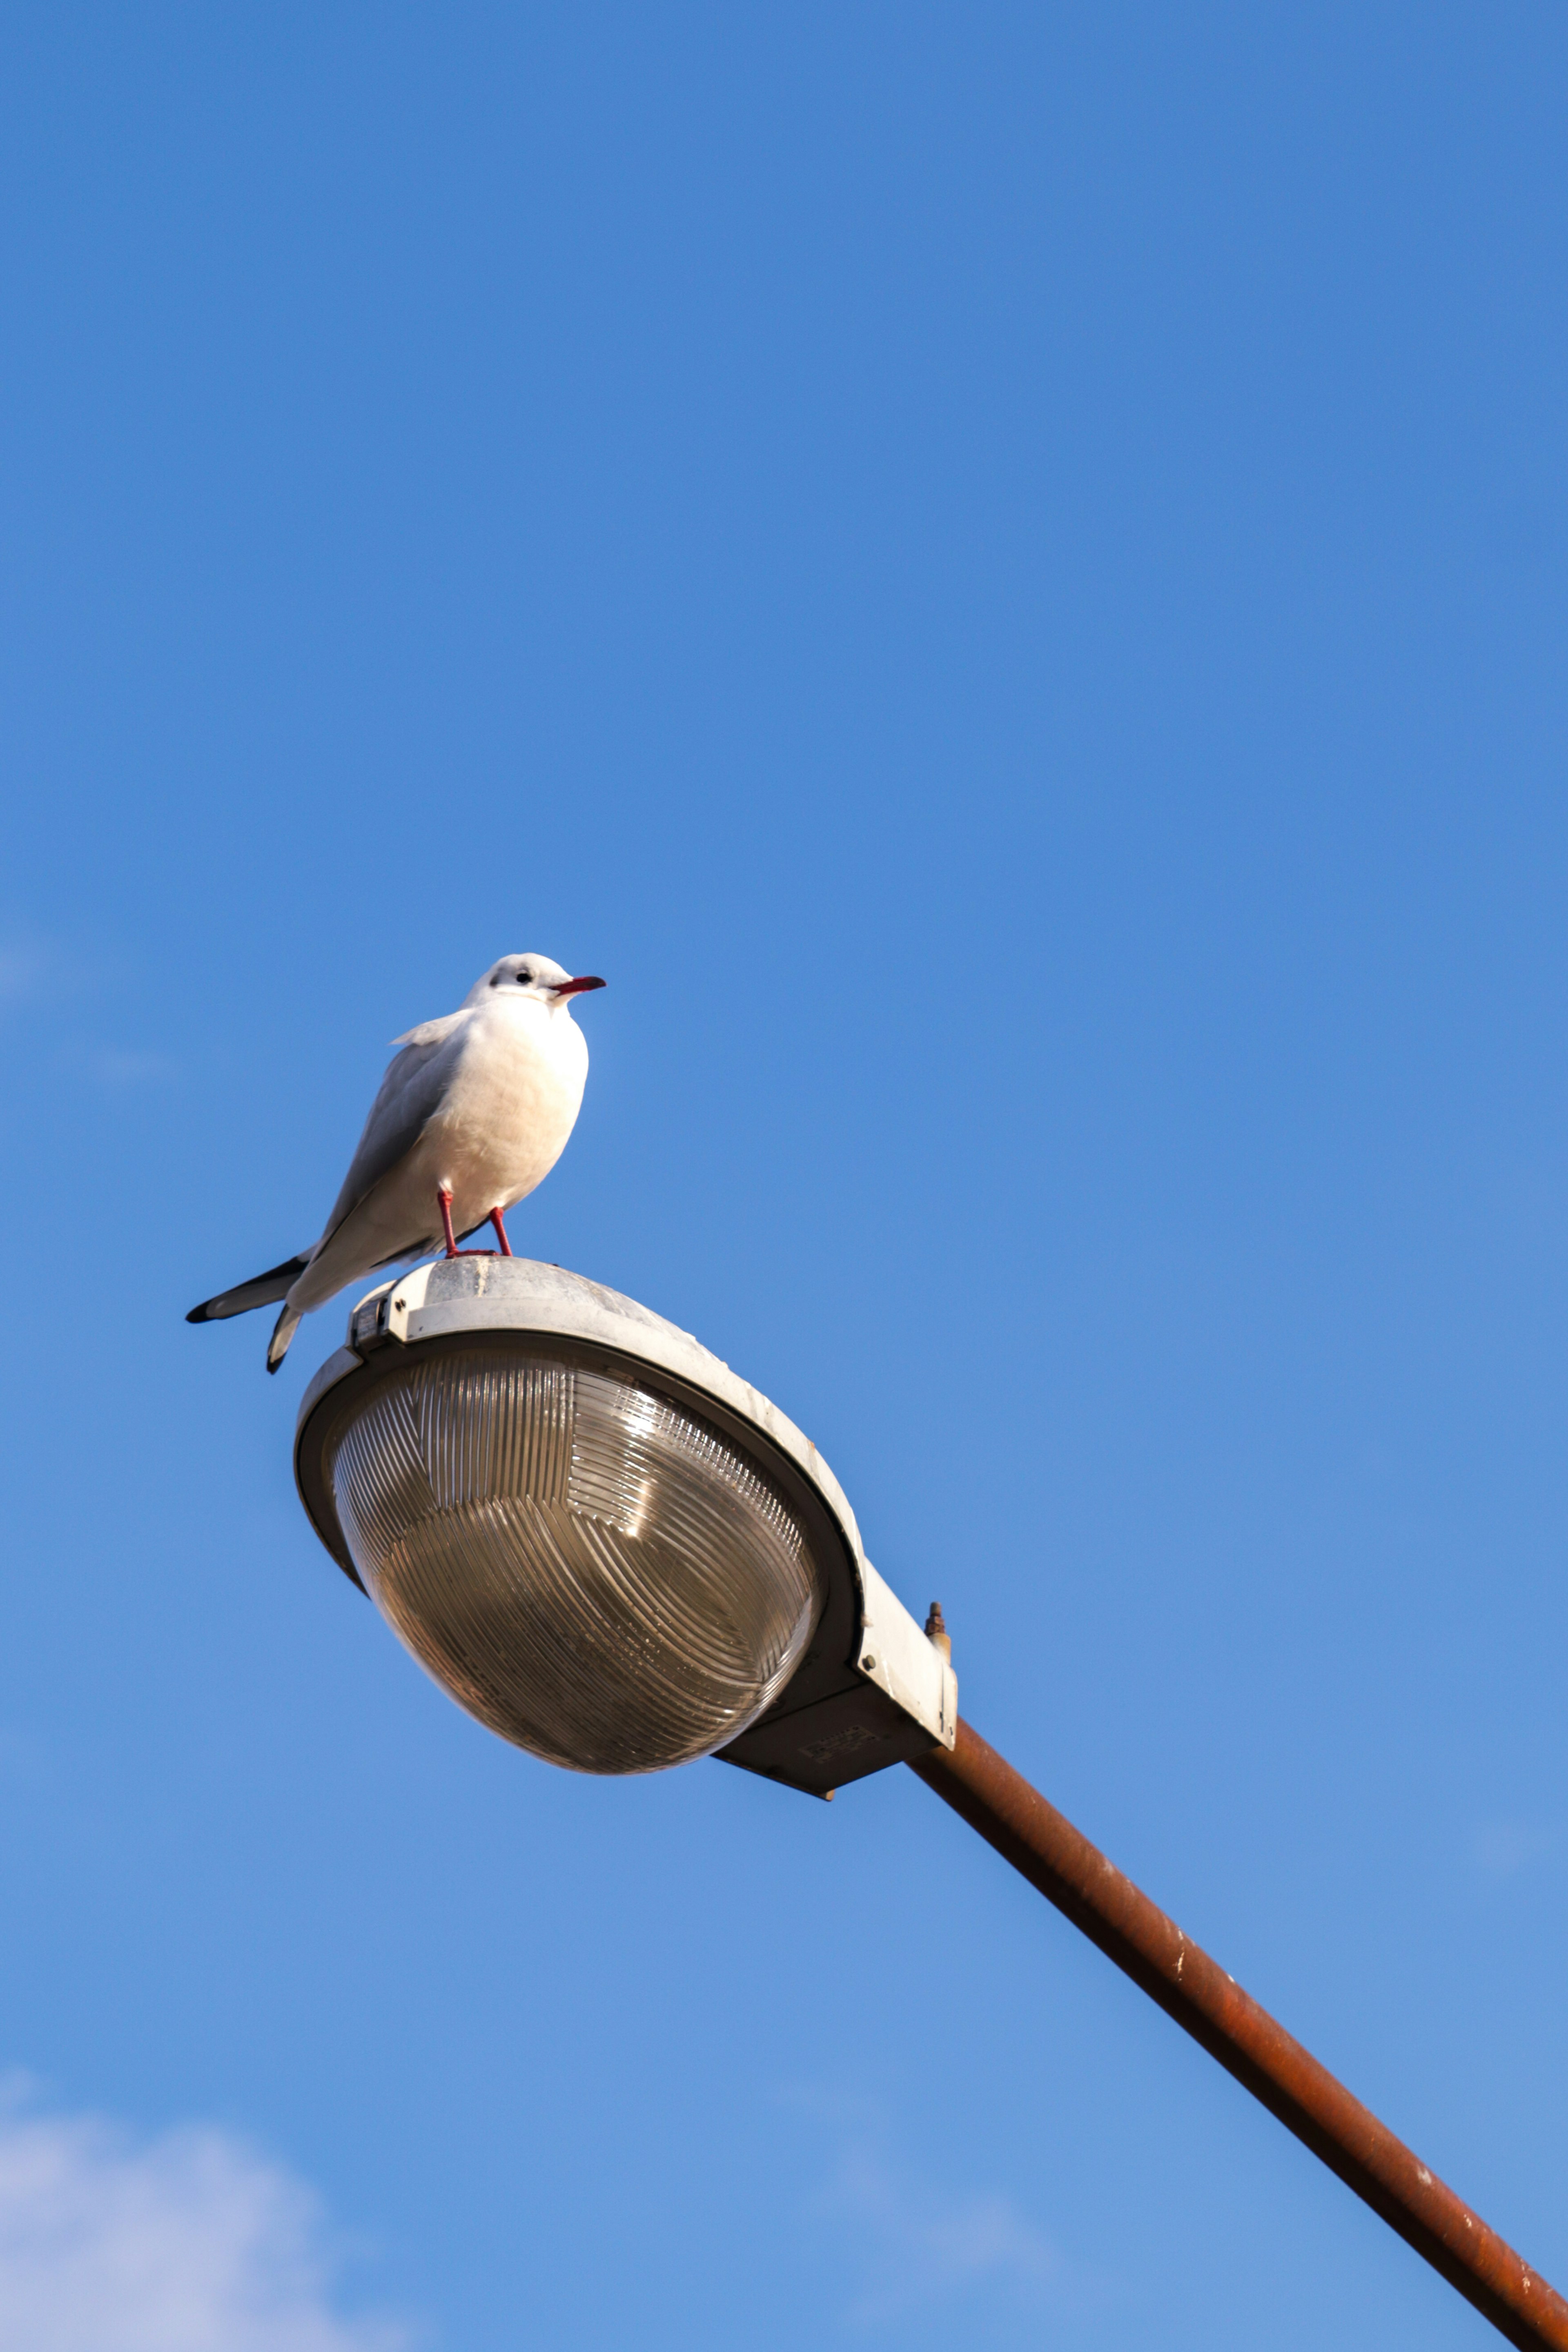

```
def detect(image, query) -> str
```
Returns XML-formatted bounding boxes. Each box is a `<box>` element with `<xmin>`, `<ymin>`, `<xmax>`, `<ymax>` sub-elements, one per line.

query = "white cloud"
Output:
<box><xmin>0</xmin><ymin>2095</ymin><xmax>410</xmax><ymax>2352</ymax></box>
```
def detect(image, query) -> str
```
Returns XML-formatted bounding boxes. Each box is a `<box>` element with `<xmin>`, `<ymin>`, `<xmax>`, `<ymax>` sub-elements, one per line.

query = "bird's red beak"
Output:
<box><xmin>553</xmin><ymin>974</ymin><xmax>606</xmax><ymax>998</ymax></box>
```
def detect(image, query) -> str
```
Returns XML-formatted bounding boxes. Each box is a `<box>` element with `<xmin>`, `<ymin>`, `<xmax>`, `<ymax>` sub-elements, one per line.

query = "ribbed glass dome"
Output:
<box><xmin>327</xmin><ymin>1345</ymin><xmax>826</xmax><ymax>1772</ymax></box>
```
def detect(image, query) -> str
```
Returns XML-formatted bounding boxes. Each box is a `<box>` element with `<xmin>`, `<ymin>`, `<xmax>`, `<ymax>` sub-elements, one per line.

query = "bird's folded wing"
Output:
<box><xmin>316</xmin><ymin>1012</ymin><xmax>472</xmax><ymax>1247</ymax></box>
<box><xmin>392</xmin><ymin>1013</ymin><xmax>466</xmax><ymax>1049</ymax></box>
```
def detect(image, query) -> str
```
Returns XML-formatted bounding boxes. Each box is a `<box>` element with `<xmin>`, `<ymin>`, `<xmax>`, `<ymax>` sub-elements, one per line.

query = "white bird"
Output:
<box><xmin>188</xmin><ymin>953</ymin><xmax>606</xmax><ymax>1371</ymax></box>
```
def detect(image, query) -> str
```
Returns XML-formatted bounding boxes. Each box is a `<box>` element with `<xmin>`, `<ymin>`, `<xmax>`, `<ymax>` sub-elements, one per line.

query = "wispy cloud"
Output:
<box><xmin>825</xmin><ymin>2146</ymin><xmax>1061</xmax><ymax>2327</ymax></box>
<box><xmin>0</xmin><ymin>934</ymin><xmax>49</xmax><ymax>1009</ymax></box>
<box><xmin>1471</xmin><ymin>1820</ymin><xmax>1557</xmax><ymax>1879</ymax></box>
<box><xmin>0</xmin><ymin>2089</ymin><xmax>410</xmax><ymax>2352</ymax></box>
<box><xmin>782</xmin><ymin>2086</ymin><xmax>1067</xmax><ymax>2331</ymax></box>
<box><xmin>0</xmin><ymin>1726</ymin><xmax>45</xmax><ymax>1786</ymax></box>
<box><xmin>0</xmin><ymin>929</ymin><xmax>180</xmax><ymax>1087</ymax></box>
<box><xmin>84</xmin><ymin>1047</ymin><xmax>178</xmax><ymax>1088</ymax></box>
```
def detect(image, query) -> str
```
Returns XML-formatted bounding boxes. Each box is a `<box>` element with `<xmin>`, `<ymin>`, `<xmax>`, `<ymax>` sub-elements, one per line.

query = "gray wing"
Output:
<box><xmin>314</xmin><ymin>1012</ymin><xmax>471</xmax><ymax>1250</ymax></box>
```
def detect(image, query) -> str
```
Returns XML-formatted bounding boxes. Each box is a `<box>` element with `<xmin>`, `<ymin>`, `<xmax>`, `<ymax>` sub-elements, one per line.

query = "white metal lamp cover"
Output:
<box><xmin>294</xmin><ymin>1255</ymin><xmax>957</xmax><ymax>1795</ymax></box>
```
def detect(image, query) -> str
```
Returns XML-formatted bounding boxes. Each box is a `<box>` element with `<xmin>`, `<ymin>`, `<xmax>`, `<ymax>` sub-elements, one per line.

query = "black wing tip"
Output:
<box><xmin>183</xmin><ymin>1254</ymin><xmax>311</xmax><ymax>1330</ymax></box>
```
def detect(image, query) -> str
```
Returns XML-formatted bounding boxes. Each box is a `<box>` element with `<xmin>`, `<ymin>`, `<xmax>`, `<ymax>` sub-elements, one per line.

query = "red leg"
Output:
<box><xmin>438</xmin><ymin>1186</ymin><xmax>459</xmax><ymax>1258</ymax></box>
<box><xmin>489</xmin><ymin>1207</ymin><xmax>514</xmax><ymax>1256</ymax></box>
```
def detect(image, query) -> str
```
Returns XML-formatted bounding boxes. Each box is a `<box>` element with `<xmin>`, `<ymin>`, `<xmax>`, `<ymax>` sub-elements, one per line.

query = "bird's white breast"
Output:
<box><xmin>423</xmin><ymin>1000</ymin><xmax>588</xmax><ymax>1218</ymax></box>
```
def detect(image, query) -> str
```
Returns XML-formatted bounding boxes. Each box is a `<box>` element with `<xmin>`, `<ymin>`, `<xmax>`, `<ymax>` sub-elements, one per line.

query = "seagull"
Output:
<box><xmin>187</xmin><ymin>953</ymin><xmax>606</xmax><ymax>1371</ymax></box>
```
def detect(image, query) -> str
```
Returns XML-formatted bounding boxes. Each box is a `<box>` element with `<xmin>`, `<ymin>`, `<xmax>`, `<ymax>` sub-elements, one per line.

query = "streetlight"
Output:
<box><xmin>295</xmin><ymin>1252</ymin><xmax>1566</xmax><ymax>2352</ymax></box>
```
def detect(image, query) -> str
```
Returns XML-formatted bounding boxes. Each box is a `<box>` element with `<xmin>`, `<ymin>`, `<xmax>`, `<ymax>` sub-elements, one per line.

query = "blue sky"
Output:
<box><xmin>1</xmin><ymin>5</ymin><xmax>1566</xmax><ymax>2346</ymax></box>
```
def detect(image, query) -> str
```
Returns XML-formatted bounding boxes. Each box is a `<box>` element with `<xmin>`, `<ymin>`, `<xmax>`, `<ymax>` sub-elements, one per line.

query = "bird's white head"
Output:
<box><xmin>466</xmin><ymin>953</ymin><xmax>607</xmax><ymax>1011</ymax></box>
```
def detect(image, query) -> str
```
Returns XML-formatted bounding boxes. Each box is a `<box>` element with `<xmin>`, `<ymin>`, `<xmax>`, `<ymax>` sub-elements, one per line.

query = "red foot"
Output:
<box><xmin>436</xmin><ymin>1190</ymin><xmax>514</xmax><ymax>1259</ymax></box>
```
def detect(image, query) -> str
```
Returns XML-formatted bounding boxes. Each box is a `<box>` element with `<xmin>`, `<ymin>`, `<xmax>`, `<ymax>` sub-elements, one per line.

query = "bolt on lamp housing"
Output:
<box><xmin>294</xmin><ymin>1256</ymin><xmax>956</xmax><ymax>1793</ymax></box>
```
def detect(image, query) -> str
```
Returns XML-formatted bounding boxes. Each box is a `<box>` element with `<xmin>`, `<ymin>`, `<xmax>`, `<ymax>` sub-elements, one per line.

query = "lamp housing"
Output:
<box><xmin>294</xmin><ymin>1254</ymin><xmax>956</xmax><ymax>1794</ymax></box>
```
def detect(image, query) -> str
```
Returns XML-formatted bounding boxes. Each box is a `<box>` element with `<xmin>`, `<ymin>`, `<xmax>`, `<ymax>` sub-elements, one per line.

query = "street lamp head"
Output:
<box><xmin>296</xmin><ymin>1257</ymin><xmax>956</xmax><ymax>1794</ymax></box>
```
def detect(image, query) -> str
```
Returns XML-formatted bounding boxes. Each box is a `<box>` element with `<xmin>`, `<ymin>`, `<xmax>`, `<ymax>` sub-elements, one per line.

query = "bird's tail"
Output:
<box><xmin>186</xmin><ymin>1254</ymin><xmax>311</xmax><ymax>1325</ymax></box>
<box><xmin>266</xmin><ymin>1302</ymin><xmax>303</xmax><ymax>1374</ymax></box>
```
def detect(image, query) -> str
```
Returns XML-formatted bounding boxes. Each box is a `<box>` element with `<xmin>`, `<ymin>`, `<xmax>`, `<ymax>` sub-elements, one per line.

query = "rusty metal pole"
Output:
<box><xmin>909</xmin><ymin>1718</ymin><xmax>1568</xmax><ymax>2352</ymax></box>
